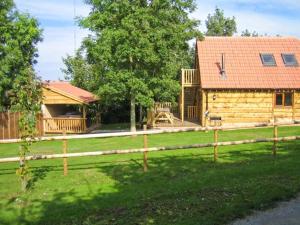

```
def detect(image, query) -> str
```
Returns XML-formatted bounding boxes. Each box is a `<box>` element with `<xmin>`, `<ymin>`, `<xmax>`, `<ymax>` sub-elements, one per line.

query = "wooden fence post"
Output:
<box><xmin>62</xmin><ymin>129</ymin><xmax>68</xmax><ymax>175</ymax></box>
<box><xmin>273</xmin><ymin>124</ymin><xmax>278</xmax><ymax>157</ymax></box>
<box><xmin>143</xmin><ymin>125</ymin><xmax>148</xmax><ymax>172</ymax></box>
<box><xmin>214</xmin><ymin>129</ymin><xmax>218</xmax><ymax>162</ymax></box>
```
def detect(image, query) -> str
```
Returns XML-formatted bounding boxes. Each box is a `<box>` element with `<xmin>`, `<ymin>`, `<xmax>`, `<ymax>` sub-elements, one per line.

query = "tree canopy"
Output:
<box><xmin>0</xmin><ymin>0</ymin><xmax>42</xmax><ymax>111</ymax></box>
<box><xmin>0</xmin><ymin>0</ymin><xmax>42</xmax><ymax>191</ymax></box>
<box><xmin>65</xmin><ymin>0</ymin><xmax>201</xmax><ymax>131</ymax></box>
<box><xmin>241</xmin><ymin>29</ymin><xmax>259</xmax><ymax>37</ymax></box>
<box><xmin>205</xmin><ymin>7</ymin><xmax>237</xmax><ymax>36</ymax></box>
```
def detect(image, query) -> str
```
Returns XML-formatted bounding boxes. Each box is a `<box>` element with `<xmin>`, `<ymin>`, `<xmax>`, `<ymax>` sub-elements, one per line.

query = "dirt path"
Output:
<box><xmin>231</xmin><ymin>195</ymin><xmax>300</xmax><ymax>225</ymax></box>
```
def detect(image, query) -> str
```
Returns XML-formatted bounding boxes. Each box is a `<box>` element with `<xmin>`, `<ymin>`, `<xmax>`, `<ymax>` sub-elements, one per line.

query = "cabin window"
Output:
<box><xmin>284</xmin><ymin>93</ymin><xmax>292</xmax><ymax>106</ymax></box>
<box><xmin>282</xmin><ymin>54</ymin><xmax>298</xmax><ymax>66</ymax></box>
<box><xmin>275</xmin><ymin>93</ymin><xmax>293</xmax><ymax>107</ymax></box>
<box><xmin>260</xmin><ymin>54</ymin><xmax>276</xmax><ymax>66</ymax></box>
<box><xmin>276</xmin><ymin>94</ymin><xmax>283</xmax><ymax>106</ymax></box>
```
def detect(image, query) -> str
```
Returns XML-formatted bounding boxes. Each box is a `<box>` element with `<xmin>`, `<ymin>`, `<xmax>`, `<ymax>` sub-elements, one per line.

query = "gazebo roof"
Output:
<box><xmin>43</xmin><ymin>81</ymin><xmax>98</xmax><ymax>104</ymax></box>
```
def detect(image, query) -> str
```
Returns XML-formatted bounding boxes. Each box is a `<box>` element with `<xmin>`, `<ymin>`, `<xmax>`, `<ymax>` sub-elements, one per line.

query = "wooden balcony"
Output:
<box><xmin>181</xmin><ymin>69</ymin><xmax>200</xmax><ymax>87</ymax></box>
<box><xmin>43</xmin><ymin>117</ymin><xmax>86</xmax><ymax>134</ymax></box>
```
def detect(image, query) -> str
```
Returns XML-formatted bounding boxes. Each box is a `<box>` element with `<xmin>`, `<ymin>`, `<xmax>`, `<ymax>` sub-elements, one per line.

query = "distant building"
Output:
<box><xmin>42</xmin><ymin>81</ymin><xmax>99</xmax><ymax>133</ymax></box>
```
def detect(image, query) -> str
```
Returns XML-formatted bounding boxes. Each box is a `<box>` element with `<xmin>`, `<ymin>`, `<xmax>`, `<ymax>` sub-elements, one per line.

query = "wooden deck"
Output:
<box><xmin>153</xmin><ymin>114</ymin><xmax>200</xmax><ymax>128</ymax></box>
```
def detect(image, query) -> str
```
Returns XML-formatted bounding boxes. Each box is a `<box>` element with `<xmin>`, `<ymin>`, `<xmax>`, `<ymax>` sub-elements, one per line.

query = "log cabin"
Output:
<box><xmin>42</xmin><ymin>81</ymin><xmax>99</xmax><ymax>133</ymax></box>
<box><xmin>180</xmin><ymin>37</ymin><xmax>300</xmax><ymax>127</ymax></box>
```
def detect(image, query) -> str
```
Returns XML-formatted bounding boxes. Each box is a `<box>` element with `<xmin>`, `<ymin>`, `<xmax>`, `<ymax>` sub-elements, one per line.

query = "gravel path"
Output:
<box><xmin>231</xmin><ymin>195</ymin><xmax>300</xmax><ymax>225</ymax></box>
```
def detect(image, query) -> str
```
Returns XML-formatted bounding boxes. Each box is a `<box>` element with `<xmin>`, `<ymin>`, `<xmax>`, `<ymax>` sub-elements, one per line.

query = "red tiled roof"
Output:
<box><xmin>197</xmin><ymin>37</ymin><xmax>300</xmax><ymax>89</ymax></box>
<box><xmin>43</xmin><ymin>81</ymin><xmax>98</xmax><ymax>103</ymax></box>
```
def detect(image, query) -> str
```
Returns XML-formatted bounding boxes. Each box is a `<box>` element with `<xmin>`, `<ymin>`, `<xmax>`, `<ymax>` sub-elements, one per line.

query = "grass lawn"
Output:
<box><xmin>0</xmin><ymin>126</ymin><xmax>300</xmax><ymax>225</ymax></box>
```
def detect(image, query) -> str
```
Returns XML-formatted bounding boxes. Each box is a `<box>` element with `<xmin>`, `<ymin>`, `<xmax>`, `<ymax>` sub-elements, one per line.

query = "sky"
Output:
<box><xmin>14</xmin><ymin>0</ymin><xmax>300</xmax><ymax>81</ymax></box>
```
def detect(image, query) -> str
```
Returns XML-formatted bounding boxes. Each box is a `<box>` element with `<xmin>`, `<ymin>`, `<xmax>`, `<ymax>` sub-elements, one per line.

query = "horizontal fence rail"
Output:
<box><xmin>0</xmin><ymin>135</ymin><xmax>299</xmax><ymax>163</ymax></box>
<box><xmin>0</xmin><ymin>123</ymin><xmax>299</xmax><ymax>144</ymax></box>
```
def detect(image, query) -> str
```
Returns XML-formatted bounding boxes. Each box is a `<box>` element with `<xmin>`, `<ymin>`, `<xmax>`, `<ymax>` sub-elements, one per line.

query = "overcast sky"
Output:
<box><xmin>14</xmin><ymin>0</ymin><xmax>300</xmax><ymax>81</ymax></box>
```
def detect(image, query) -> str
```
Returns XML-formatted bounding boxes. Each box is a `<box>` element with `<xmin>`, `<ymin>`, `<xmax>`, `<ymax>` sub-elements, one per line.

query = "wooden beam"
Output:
<box><xmin>273</xmin><ymin>125</ymin><xmax>278</xmax><ymax>157</ymax></box>
<box><xmin>62</xmin><ymin>129</ymin><xmax>68</xmax><ymax>176</ymax></box>
<box><xmin>214</xmin><ymin>129</ymin><xmax>218</xmax><ymax>162</ymax></box>
<box><xmin>181</xmin><ymin>69</ymin><xmax>184</xmax><ymax>123</ymax></box>
<box><xmin>143</xmin><ymin>125</ymin><xmax>148</xmax><ymax>172</ymax></box>
<box><xmin>292</xmin><ymin>91</ymin><xmax>295</xmax><ymax>121</ymax></box>
<box><xmin>83</xmin><ymin>105</ymin><xmax>87</xmax><ymax>132</ymax></box>
<box><xmin>272</xmin><ymin>91</ymin><xmax>275</xmax><ymax>121</ymax></box>
<box><xmin>201</xmin><ymin>90</ymin><xmax>205</xmax><ymax>126</ymax></box>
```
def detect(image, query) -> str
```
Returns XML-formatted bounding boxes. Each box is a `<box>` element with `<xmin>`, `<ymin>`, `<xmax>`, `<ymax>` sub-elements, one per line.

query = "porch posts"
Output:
<box><xmin>181</xmin><ymin>69</ymin><xmax>185</xmax><ymax>123</ymax></box>
<box><xmin>82</xmin><ymin>105</ymin><xmax>87</xmax><ymax>132</ymax></box>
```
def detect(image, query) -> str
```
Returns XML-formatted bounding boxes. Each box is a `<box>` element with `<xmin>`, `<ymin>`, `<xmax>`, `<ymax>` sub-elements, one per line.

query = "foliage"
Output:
<box><xmin>205</xmin><ymin>7</ymin><xmax>237</xmax><ymax>36</ymax></box>
<box><xmin>68</xmin><ymin>0</ymin><xmax>202</xmax><ymax>131</ymax></box>
<box><xmin>0</xmin><ymin>0</ymin><xmax>42</xmax><ymax>111</ymax></box>
<box><xmin>13</xmin><ymin>68</ymin><xmax>42</xmax><ymax>192</ymax></box>
<box><xmin>0</xmin><ymin>0</ymin><xmax>42</xmax><ymax>191</ymax></box>
<box><xmin>62</xmin><ymin>50</ymin><xmax>95</xmax><ymax>91</ymax></box>
<box><xmin>241</xmin><ymin>29</ymin><xmax>259</xmax><ymax>37</ymax></box>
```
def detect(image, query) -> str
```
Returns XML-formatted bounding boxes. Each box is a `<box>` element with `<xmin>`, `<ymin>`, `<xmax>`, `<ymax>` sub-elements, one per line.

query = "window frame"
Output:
<box><xmin>275</xmin><ymin>93</ymin><xmax>283</xmax><ymax>106</ymax></box>
<box><xmin>281</xmin><ymin>54</ymin><xmax>299</xmax><ymax>67</ymax></box>
<box><xmin>260</xmin><ymin>53</ymin><xmax>277</xmax><ymax>66</ymax></box>
<box><xmin>284</xmin><ymin>93</ymin><xmax>293</xmax><ymax>106</ymax></box>
<box><xmin>274</xmin><ymin>92</ymin><xmax>293</xmax><ymax>108</ymax></box>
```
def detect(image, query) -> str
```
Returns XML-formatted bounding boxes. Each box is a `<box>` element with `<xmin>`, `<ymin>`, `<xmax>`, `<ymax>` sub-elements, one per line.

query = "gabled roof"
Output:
<box><xmin>197</xmin><ymin>37</ymin><xmax>300</xmax><ymax>89</ymax></box>
<box><xmin>43</xmin><ymin>81</ymin><xmax>98</xmax><ymax>104</ymax></box>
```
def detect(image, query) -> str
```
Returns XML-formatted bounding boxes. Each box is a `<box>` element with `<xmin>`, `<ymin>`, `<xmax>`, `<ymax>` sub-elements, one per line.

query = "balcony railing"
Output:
<box><xmin>182</xmin><ymin>69</ymin><xmax>200</xmax><ymax>86</ymax></box>
<box><xmin>43</xmin><ymin>117</ymin><xmax>86</xmax><ymax>134</ymax></box>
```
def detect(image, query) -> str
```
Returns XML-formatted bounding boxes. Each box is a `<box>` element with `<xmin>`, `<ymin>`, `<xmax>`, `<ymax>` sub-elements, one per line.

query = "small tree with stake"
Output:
<box><xmin>11</xmin><ymin>69</ymin><xmax>42</xmax><ymax>191</ymax></box>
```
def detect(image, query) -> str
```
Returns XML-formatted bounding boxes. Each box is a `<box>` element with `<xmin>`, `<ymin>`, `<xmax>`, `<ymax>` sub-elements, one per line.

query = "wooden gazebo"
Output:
<box><xmin>42</xmin><ymin>81</ymin><xmax>99</xmax><ymax>133</ymax></box>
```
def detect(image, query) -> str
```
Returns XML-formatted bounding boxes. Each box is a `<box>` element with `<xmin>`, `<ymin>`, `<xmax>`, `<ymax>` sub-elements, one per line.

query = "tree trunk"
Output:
<box><xmin>19</xmin><ymin>157</ymin><xmax>27</xmax><ymax>192</ymax></box>
<box><xmin>130</xmin><ymin>94</ymin><xmax>136</xmax><ymax>132</ymax></box>
<box><xmin>139</xmin><ymin>105</ymin><xmax>143</xmax><ymax>128</ymax></box>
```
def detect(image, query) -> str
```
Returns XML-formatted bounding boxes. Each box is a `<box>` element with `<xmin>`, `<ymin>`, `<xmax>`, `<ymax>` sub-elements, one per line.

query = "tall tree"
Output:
<box><xmin>205</xmin><ymin>7</ymin><xmax>237</xmax><ymax>36</ymax></box>
<box><xmin>0</xmin><ymin>0</ymin><xmax>42</xmax><ymax>111</ymax></box>
<box><xmin>78</xmin><ymin>0</ymin><xmax>201</xmax><ymax>131</ymax></box>
<box><xmin>62</xmin><ymin>51</ymin><xmax>95</xmax><ymax>91</ymax></box>
<box><xmin>0</xmin><ymin>0</ymin><xmax>42</xmax><ymax>191</ymax></box>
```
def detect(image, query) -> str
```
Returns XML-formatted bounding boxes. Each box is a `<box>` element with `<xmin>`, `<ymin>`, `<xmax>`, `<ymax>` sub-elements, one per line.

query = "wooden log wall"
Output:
<box><xmin>294</xmin><ymin>92</ymin><xmax>300</xmax><ymax>120</ymax></box>
<box><xmin>0</xmin><ymin>112</ymin><xmax>44</xmax><ymax>140</ymax></box>
<box><xmin>204</xmin><ymin>91</ymin><xmax>300</xmax><ymax>124</ymax></box>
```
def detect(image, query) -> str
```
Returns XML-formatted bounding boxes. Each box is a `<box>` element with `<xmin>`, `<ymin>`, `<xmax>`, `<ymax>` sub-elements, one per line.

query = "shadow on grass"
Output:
<box><xmin>2</xmin><ymin>141</ymin><xmax>300</xmax><ymax>225</ymax></box>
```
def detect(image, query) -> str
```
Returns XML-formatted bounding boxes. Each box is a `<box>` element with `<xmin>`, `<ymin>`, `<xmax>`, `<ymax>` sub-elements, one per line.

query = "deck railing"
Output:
<box><xmin>187</xmin><ymin>106</ymin><xmax>198</xmax><ymax>119</ymax></box>
<box><xmin>43</xmin><ymin>118</ymin><xmax>86</xmax><ymax>134</ymax></box>
<box><xmin>182</xmin><ymin>69</ymin><xmax>199</xmax><ymax>86</ymax></box>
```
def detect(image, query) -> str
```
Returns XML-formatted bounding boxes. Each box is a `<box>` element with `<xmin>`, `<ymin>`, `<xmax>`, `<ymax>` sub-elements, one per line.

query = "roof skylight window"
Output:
<box><xmin>260</xmin><ymin>54</ymin><xmax>276</xmax><ymax>66</ymax></box>
<box><xmin>282</xmin><ymin>54</ymin><xmax>298</xmax><ymax>66</ymax></box>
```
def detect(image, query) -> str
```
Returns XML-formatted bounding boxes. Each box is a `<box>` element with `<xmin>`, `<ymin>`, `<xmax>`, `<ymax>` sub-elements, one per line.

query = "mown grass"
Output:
<box><xmin>0</xmin><ymin>126</ymin><xmax>300</xmax><ymax>225</ymax></box>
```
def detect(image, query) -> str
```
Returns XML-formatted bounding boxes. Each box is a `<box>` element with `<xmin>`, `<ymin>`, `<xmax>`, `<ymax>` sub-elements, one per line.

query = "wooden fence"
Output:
<box><xmin>0</xmin><ymin>112</ymin><xmax>44</xmax><ymax>140</ymax></box>
<box><xmin>0</xmin><ymin>124</ymin><xmax>299</xmax><ymax>178</ymax></box>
